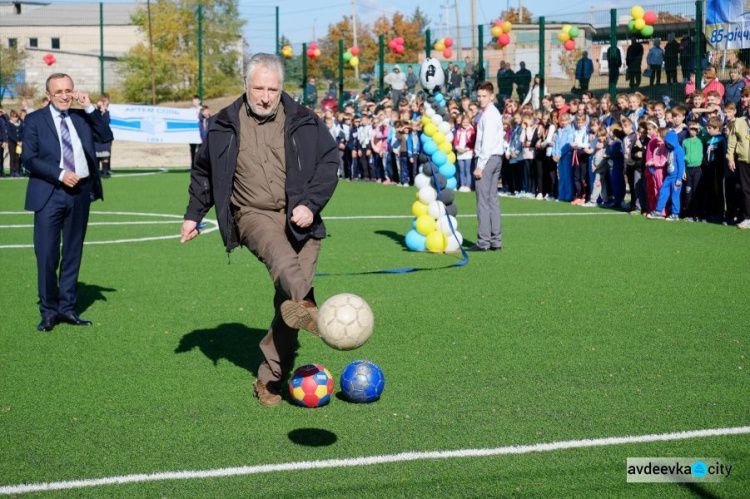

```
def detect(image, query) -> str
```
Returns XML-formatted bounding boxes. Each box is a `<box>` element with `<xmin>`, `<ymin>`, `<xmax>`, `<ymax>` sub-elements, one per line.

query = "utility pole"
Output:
<box><xmin>454</xmin><ymin>0</ymin><xmax>461</xmax><ymax>61</ymax></box>
<box><xmin>351</xmin><ymin>0</ymin><xmax>359</xmax><ymax>79</ymax></box>
<box><xmin>445</xmin><ymin>2</ymin><xmax>450</xmax><ymax>39</ymax></box>
<box><xmin>147</xmin><ymin>0</ymin><xmax>156</xmax><ymax>105</ymax></box>
<box><xmin>471</xmin><ymin>0</ymin><xmax>476</xmax><ymax>63</ymax></box>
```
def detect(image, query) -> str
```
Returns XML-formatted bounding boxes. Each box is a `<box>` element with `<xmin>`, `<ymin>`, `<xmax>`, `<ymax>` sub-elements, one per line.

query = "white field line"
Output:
<box><xmin>0</xmin><ymin>169</ymin><xmax>168</xmax><ymax>180</ymax></box>
<box><xmin>325</xmin><ymin>212</ymin><xmax>627</xmax><ymax>220</ymax></box>
<box><xmin>0</xmin><ymin>221</ymin><xmax>182</xmax><ymax>229</ymax></box>
<box><xmin>1</xmin><ymin>426</ymin><xmax>748</xmax><ymax>495</ymax></box>
<box><xmin>0</xmin><ymin>211</ymin><xmax>218</xmax><ymax>249</ymax></box>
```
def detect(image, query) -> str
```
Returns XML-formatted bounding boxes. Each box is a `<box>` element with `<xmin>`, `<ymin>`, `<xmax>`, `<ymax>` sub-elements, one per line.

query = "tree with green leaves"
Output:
<box><xmin>119</xmin><ymin>0</ymin><xmax>244</xmax><ymax>103</ymax></box>
<box><xmin>0</xmin><ymin>46</ymin><xmax>28</xmax><ymax>104</ymax></box>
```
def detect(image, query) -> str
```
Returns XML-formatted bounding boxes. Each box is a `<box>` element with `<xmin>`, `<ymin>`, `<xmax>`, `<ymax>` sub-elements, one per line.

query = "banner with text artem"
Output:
<box><xmin>627</xmin><ymin>458</ymin><xmax>731</xmax><ymax>483</ymax></box>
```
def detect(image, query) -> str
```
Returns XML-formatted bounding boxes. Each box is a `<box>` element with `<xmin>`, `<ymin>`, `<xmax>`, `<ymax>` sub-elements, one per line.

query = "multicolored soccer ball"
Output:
<box><xmin>318</xmin><ymin>293</ymin><xmax>375</xmax><ymax>350</ymax></box>
<box><xmin>289</xmin><ymin>364</ymin><xmax>334</xmax><ymax>408</ymax></box>
<box><xmin>340</xmin><ymin>360</ymin><xmax>385</xmax><ymax>403</ymax></box>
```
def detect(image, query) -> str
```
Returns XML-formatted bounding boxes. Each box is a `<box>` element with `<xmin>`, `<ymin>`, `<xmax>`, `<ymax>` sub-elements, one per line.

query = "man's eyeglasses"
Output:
<box><xmin>51</xmin><ymin>90</ymin><xmax>73</xmax><ymax>97</ymax></box>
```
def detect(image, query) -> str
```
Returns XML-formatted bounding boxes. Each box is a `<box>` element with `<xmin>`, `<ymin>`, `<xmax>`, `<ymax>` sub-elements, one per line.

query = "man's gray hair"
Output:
<box><xmin>246</xmin><ymin>53</ymin><xmax>285</xmax><ymax>87</ymax></box>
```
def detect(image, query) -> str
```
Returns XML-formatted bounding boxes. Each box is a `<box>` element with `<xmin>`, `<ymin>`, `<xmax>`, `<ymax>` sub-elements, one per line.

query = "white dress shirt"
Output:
<box><xmin>475</xmin><ymin>103</ymin><xmax>505</xmax><ymax>170</ymax></box>
<box><xmin>51</xmin><ymin>104</ymin><xmax>95</xmax><ymax>181</ymax></box>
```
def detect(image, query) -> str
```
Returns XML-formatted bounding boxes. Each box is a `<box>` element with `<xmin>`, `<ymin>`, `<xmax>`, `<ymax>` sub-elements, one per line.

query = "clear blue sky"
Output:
<box><xmin>51</xmin><ymin>0</ymin><xmax>673</xmax><ymax>53</ymax></box>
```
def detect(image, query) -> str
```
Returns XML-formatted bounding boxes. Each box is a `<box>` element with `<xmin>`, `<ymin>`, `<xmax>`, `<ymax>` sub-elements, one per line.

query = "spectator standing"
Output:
<box><xmin>405</xmin><ymin>65</ymin><xmax>418</xmax><ymax>94</ymax></box>
<box><xmin>521</xmin><ymin>74</ymin><xmax>549</xmax><ymax>110</ymax></box>
<box><xmin>189</xmin><ymin>94</ymin><xmax>201</xmax><ymax>168</ymax></box>
<box><xmin>384</xmin><ymin>65</ymin><xmax>407</xmax><ymax>107</ymax></box>
<box><xmin>515</xmin><ymin>62</ymin><xmax>532</xmax><ymax>102</ymax></box>
<box><xmin>0</xmin><ymin>107</ymin><xmax>8</xmax><ymax>176</ymax></box>
<box><xmin>498</xmin><ymin>63</ymin><xmax>515</xmax><ymax>102</ymax></box>
<box><xmin>463</xmin><ymin>57</ymin><xmax>476</xmax><ymax>97</ymax></box>
<box><xmin>724</xmin><ymin>67</ymin><xmax>745</xmax><ymax>107</ymax></box>
<box><xmin>575</xmin><ymin>52</ymin><xmax>594</xmax><ymax>92</ymax></box>
<box><xmin>454</xmin><ymin>113</ymin><xmax>475</xmax><ymax>192</ymax></box>
<box><xmin>664</xmin><ymin>34</ymin><xmax>680</xmax><ymax>84</ymax></box>
<box><xmin>647</xmin><ymin>39</ymin><xmax>664</xmax><ymax>86</ymax></box>
<box><xmin>7</xmin><ymin>109</ymin><xmax>24</xmax><ymax>177</ymax></box>
<box><xmin>679</xmin><ymin>35</ymin><xmax>695</xmax><ymax>83</ymax></box>
<box><xmin>94</xmin><ymin>96</ymin><xmax>112</xmax><ymax>178</ymax></box>
<box><xmin>607</xmin><ymin>45</ymin><xmax>622</xmax><ymax>90</ymax></box>
<box><xmin>305</xmin><ymin>77</ymin><xmax>318</xmax><ymax>107</ymax></box>
<box><xmin>701</xmin><ymin>66</ymin><xmax>725</xmax><ymax>102</ymax></box>
<box><xmin>449</xmin><ymin>66</ymin><xmax>463</xmax><ymax>100</ymax></box>
<box><xmin>626</xmin><ymin>36</ymin><xmax>644</xmax><ymax>88</ymax></box>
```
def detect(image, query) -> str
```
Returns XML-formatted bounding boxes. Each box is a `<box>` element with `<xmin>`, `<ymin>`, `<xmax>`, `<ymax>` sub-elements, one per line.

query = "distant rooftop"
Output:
<box><xmin>0</xmin><ymin>2</ymin><xmax>140</xmax><ymax>27</ymax></box>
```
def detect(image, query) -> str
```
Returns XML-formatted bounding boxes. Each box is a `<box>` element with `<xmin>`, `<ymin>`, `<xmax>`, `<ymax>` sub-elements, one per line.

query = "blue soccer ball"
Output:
<box><xmin>340</xmin><ymin>360</ymin><xmax>385</xmax><ymax>403</ymax></box>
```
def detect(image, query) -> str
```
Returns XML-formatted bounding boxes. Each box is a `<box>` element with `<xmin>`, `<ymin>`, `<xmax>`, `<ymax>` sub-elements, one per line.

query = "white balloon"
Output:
<box><xmin>436</xmin><ymin>215</ymin><xmax>458</xmax><ymax>235</ymax></box>
<box><xmin>425</xmin><ymin>106</ymin><xmax>436</xmax><ymax>118</ymax></box>
<box><xmin>445</xmin><ymin>231</ymin><xmax>463</xmax><ymax>252</ymax></box>
<box><xmin>414</xmin><ymin>173</ymin><xmax>432</xmax><ymax>189</ymax></box>
<box><xmin>427</xmin><ymin>200</ymin><xmax>446</xmax><ymax>219</ymax></box>
<box><xmin>431</xmin><ymin>115</ymin><xmax>444</xmax><ymax>125</ymax></box>
<box><xmin>419</xmin><ymin>57</ymin><xmax>445</xmax><ymax>91</ymax></box>
<box><xmin>438</xmin><ymin>122</ymin><xmax>451</xmax><ymax>134</ymax></box>
<box><xmin>444</xmin><ymin>132</ymin><xmax>454</xmax><ymax>143</ymax></box>
<box><xmin>418</xmin><ymin>186</ymin><xmax>438</xmax><ymax>204</ymax></box>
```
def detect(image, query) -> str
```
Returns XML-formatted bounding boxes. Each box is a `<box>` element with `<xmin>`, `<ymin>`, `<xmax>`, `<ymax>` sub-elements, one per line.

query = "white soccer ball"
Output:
<box><xmin>317</xmin><ymin>293</ymin><xmax>374</xmax><ymax>351</ymax></box>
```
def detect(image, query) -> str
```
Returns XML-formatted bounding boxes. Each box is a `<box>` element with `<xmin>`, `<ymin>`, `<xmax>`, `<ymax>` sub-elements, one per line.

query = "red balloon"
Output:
<box><xmin>388</xmin><ymin>39</ymin><xmax>397</xmax><ymax>50</ymax></box>
<box><xmin>564</xmin><ymin>39</ymin><xmax>576</xmax><ymax>51</ymax></box>
<box><xmin>310</xmin><ymin>42</ymin><xmax>318</xmax><ymax>50</ymax></box>
<box><xmin>442</xmin><ymin>48</ymin><xmax>452</xmax><ymax>59</ymax></box>
<box><xmin>495</xmin><ymin>19</ymin><xmax>503</xmax><ymax>26</ymax></box>
<box><xmin>395</xmin><ymin>36</ymin><xmax>404</xmax><ymax>45</ymax></box>
<box><xmin>444</xmin><ymin>37</ymin><xmax>453</xmax><ymax>48</ymax></box>
<box><xmin>498</xmin><ymin>33</ymin><xmax>511</xmax><ymax>47</ymax></box>
<box><xmin>42</xmin><ymin>53</ymin><xmax>57</xmax><ymax>66</ymax></box>
<box><xmin>307</xmin><ymin>48</ymin><xmax>315</xmax><ymax>58</ymax></box>
<box><xmin>643</xmin><ymin>11</ymin><xmax>658</xmax><ymax>25</ymax></box>
<box><xmin>395</xmin><ymin>44</ymin><xmax>405</xmax><ymax>54</ymax></box>
<box><xmin>350</xmin><ymin>46</ymin><xmax>360</xmax><ymax>56</ymax></box>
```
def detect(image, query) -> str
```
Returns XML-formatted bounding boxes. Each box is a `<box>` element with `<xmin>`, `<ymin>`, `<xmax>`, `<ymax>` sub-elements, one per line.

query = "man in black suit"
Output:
<box><xmin>21</xmin><ymin>73</ymin><xmax>113</xmax><ymax>332</ymax></box>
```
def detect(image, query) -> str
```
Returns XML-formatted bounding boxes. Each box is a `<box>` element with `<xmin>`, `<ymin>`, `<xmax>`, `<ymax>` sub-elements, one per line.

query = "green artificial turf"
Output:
<box><xmin>0</xmin><ymin>171</ymin><xmax>748</xmax><ymax>497</ymax></box>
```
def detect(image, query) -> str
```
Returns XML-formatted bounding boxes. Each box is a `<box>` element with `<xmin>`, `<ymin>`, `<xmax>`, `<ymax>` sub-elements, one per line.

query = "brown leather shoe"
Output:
<box><xmin>253</xmin><ymin>380</ymin><xmax>282</xmax><ymax>407</ymax></box>
<box><xmin>280</xmin><ymin>300</ymin><xmax>320</xmax><ymax>336</ymax></box>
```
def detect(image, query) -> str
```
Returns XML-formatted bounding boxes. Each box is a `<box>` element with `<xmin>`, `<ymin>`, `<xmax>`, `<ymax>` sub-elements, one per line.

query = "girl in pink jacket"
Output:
<box><xmin>645</xmin><ymin>122</ymin><xmax>668</xmax><ymax>215</ymax></box>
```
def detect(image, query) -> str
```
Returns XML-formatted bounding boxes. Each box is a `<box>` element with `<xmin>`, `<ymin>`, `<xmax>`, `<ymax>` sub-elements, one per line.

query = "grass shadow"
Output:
<box><xmin>77</xmin><ymin>282</ymin><xmax>117</xmax><ymax>315</ymax></box>
<box><xmin>175</xmin><ymin>323</ymin><xmax>267</xmax><ymax>377</ymax></box>
<box><xmin>374</xmin><ymin>230</ymin><xmax>408</xmax><ymax>250</ymax></box>
<box><xmin>288</xmin><ymin>428</ymin><xmax>338</xmax><ymax>447</ymax></box>
<box><xmin>679</xmin><ymin>482</ymin><xmax>723</xmax><ymax>499</ymax></box>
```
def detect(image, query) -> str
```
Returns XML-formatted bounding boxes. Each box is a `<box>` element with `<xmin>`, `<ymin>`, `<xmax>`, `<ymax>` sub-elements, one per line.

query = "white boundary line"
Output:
<box><xmin>1</xmin><ymin>426</ymin><xmax>748</xmax><ymax>495</ymax></box>
<box><xmin>325</xmin><ymin>212</ymin><xmax>628</xmax><ymax>220</ymax></box>
<box><xmin>0</xmin><ymin>169</ymin><xmax>169</xmax><ymax>180</ymax></box>
<box><xmin>0</xmin><ymin>211</ymin><xmax>218</xmax><ymax>249</ymax></box>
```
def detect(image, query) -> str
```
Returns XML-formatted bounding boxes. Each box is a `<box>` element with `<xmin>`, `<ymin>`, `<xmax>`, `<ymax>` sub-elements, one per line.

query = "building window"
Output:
<box><xmin>29</xmin><ymin>38</ymin><xmax>38</xmax><ymax>48</ymax></box>
<box><xmin>8</xmin><ymin>38</ymin><xmax>18</xmax><ymax>49</ymax></box>
<box><xmin>14</xmin><ymin>2</ymin><xmax>21</xmax><ymax>15</ymax></box>
<box><xmin>51</xmin><ymin>38</ymin><xmax>60</xmax><ymax>50</ymax></box>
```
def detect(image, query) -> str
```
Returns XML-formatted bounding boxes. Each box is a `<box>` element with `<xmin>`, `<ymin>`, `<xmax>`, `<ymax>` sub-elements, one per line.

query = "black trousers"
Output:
<box><xmin>666</xmin><ymin>68</ymin><xmax>678</xmax><ymax>84</ymax></box>
<box><xmin>737</xmin><ymin>160</ymin><xmax>750</xmax><ymax>218</ymax></box>
<box><xmin>649</xmin><ymin>65</ymin><xmax>662</xmax><ymax>86</ymax></box>
<box><xmin>684</xmin><ymin>167</ymin><xmax>702</xmax><ymax>218</ymax></box>
<box><xmin>627</xmin><ymin>68</ymin><xmax>641</xmax><ymax>88</ymax></box>
<box><xmin>572</xmin><ymin>152</ymin><xmax>588</xmax><ymax>199</ymax></box>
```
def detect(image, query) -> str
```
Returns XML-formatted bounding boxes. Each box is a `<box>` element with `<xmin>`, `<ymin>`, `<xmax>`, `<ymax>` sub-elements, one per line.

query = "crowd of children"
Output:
<box><xmin>322</xmin><ymin>66</ymin><xmax>750</xmax><ymax>229</ymax></box>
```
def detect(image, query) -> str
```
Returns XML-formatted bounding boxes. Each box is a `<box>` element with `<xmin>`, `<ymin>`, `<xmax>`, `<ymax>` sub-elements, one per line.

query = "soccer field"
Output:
<box><xmin>0</xmin><ymin>171</ymin><xmax>748</xmax><ymax>497</ymax></box>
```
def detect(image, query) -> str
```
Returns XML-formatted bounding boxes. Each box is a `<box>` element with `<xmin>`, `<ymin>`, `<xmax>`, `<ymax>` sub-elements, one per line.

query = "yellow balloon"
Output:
<box><xmin>350</xmin><ymin>56</ymin><xmax>359</xmax><ymax>67</ymax></box>
<box><xmin>416</xmin><ymin>215</ymin><xmax>437</xmax><ymax>236</ymax></box>
<box><xmin>631</xmin><ymin>5</ymin><xmax>645</xmax><ymax>20</ymax></box>
<box><xmin>432</xmin><ymin>132</ymin><xmax>445</xmax><ymax>145</ymax></box>
<box><xmin>424</xmin><ymin>123</ymin><xmax>437</xmax><ymax>136</ymax></box>
<box><xmin>634</xmin><ymin>18</ymin><xmax>646</xmax><ymax>31</ymax></box>
<box><xmin>447</xmin><ymin>152</ymin><xmax>456</xmax><ymax>164</ymax></box>
<box><xmin>502</xmin><ymin>21</ymin><xmax>512</xmax><ymax>33</ymax></box>
<box><xmin>426</xmin><ymin>230</ymin><xmax>447</xmax><ymax>253</ymax></box>
<box><xmin>421</xmin><ymin>115</ymin><xmax>431</xmax><ymax>126</ymax></box>
<box><xmin>562</xmin><ymin>24</ymin><xmax>572</xmax><ymax>34</ymax></box>
<box><xmin>412</xmin><ymin>201</ymin><xmax>429</xmax><ymax>218</ymax></box>
<box><xmin>439</xmin><ymin>141</ymin><xmax>453</xmax><ymax>153</ymax></box>
<box><xmin>557</xmin><ymin>31</ymin><xmax>570</xmax><ymax>43</ymax></box>
<box><xmin>491</xmin><ymin>26</ymin><xmax>503</xmax><ymax>38</ymax></box>
<box><xmin>436</xmin><ymin>41</ymin><xmax>446</xmax><ymax>52</ymax></box>
<box><xmin>314</xmin><ymin>48</ymin><xmax>321</xmax><ymax>57</ymax></box>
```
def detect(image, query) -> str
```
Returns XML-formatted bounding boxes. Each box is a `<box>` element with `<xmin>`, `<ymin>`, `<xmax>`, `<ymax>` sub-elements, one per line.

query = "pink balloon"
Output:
<box><xmin>564</xmin><ymin>39</ymin><xmax>576</xmax><ymax>51</ymax></box>
<box><xmin>388</xmin><ymin>40</ymin><xmax>397</xmax><ymax>50</ymax></box>
<box><xmin>643</xmin><ymin>11</ymin><xmax>658</xmax><ymax>25</ymax></box>
<box><xmin>310</xmin><ymin>42</ymin><xmax>318</xmax><ymax>50</ymax></box>
<box><xmin>307</xmin><ymin>48</ymin><xmax>315</xmax><ymax>58</ymax></box>
<box><xmin>495</xmin><ymin>19</ymin><xmax>503</xmax><ymax>27</ymax></box>
<box><xmin>350</xmin><ymin>46</ymin><xmax>360</xmax><ymax>56</ymax></box>
<box><xmin>498</xmin><ymin>33</ymin><xmax>511</xmax><ymax>47</ymax></box>
<box><xmin>395</xmin><ymin>37</ymin><xmax>404</xmax><ymax>45</ymax></box>
<box><xmin>395</xmin><ymin>44</ymin><xmax>405</xmax><ymax>54</ymax></box>
<box><xmin>444</xmin><ymin>37</ymin><xmax>453</xmax><ymax>48</ymax></box>
<box><xmin>442</xmin><ymin>48</ymin><xmax>452</xmax><ymax>59</ymax></box>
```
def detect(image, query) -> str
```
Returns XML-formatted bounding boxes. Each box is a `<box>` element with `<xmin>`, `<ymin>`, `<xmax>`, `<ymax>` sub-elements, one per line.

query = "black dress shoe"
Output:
<box><xmin>37</xmin><ymin>317</ymin><xmax>56</xmax><ymax>332</ymax></box>
<box><xmin>57</xmin><ymin>313</ymin><xmax>93</xmax><ymax>326</ymax></box>
<box><xmin>466</xmin><ymin>244</ymin><xmax>489</xmax><ymax>252</ymax></box>
<box><xmin>490</xmin><ymin>246</ymin><xmax>502</xmax><ymax>252</ymax></box>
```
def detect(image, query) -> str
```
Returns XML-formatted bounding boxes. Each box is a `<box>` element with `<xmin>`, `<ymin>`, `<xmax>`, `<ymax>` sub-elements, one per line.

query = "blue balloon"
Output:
<box><xmin>412</xmin><ymin>217</ymin><xmax>417</xmax><ymax>230</ymax></box>
<box><xmin>438</xmin><ymin>162</ymin><xmax>456</xmax><ymax>178</ymax></box>
<box><xmin>420</xmin><ymin>132</ymin><xmax>430</xmax><ymax>144</ymax></box>
<box><xmin>431</xmin><ymin>150</ymin><xmax>447</xmax><ymax>166</ymax></box>
<box><xmin>434</xmin><ymin>92</ymin><xmax>443</xmax><ymax>101</ymax></box>
<box><xmin>446</xmin><ymin>177</ymin><xmax>457</xmax><ymax>190</ymax></box>
<box><xmin>405</xmin><ymin>230</ymin><xmax>427</xmax><ymax>251</ymax></box>
<box><xmin>423</xmin><ymin>140</ymin><xmax>438</xmax><ymax>155</ymax></box>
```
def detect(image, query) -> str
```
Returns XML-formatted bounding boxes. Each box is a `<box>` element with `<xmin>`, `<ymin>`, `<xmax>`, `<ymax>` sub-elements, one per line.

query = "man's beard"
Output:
<box><xmin>247</xmin><ymin>96</ymin><xmax>281</xmax><ymax>118</ymax></box>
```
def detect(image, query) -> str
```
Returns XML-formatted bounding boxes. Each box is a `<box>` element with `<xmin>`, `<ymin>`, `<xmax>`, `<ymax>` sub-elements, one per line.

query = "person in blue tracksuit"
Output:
<box><xmin>406</xmin><ymin>123</ymin><xmax>421</xmax><ymax>185</ymax></box>
<box><xmin>650</xmin><ymin>130</ymin><xmax>685</xmax><ymax>220</ymax></box>
<box><xmin>552</xmin><ymin>113</ymin><xmax>576</xmax><ymax>201</ymax></box>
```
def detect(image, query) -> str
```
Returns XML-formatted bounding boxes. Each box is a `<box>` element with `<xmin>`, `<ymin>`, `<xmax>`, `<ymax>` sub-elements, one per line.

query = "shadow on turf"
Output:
<box><xmin>374</xmin><ymin>230</ymin><xmax>476</xmax><ymax>250</ymax></box>
<box><xmin>174</xmin><ymin>323</ymin><xmax>268</xmax><ymax>377</ymax></box>
<box><xmin>288</xmin><ymin>428</ymin><xmax>338</xmax><ymax>447</ymax></box>
<box><xmin>680</xmin><ymin>482</ymin><xmax>723</xmax><ymax>499</ymax></box>
<box><xmin>76</xmin><ymin>282</ymin><xmax>117</xmax><ymax>314</ymax></box>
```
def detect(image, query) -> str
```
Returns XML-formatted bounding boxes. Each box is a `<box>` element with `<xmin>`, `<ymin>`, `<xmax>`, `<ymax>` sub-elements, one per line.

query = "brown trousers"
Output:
<box><xmin>235</xmin><ymin>209</ymin><xmax>320</xmax><ymax>385</ymax></box>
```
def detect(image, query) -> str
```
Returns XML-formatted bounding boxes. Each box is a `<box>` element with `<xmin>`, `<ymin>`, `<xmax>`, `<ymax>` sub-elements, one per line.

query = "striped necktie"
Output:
<box><xmin>60</xmin><ymin>112</ymin><xmax>76</xmax><ymax>173</ymax></box>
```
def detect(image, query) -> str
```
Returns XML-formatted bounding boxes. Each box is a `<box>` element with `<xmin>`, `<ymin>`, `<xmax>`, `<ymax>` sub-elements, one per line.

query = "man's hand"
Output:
<box><xmin>180</xmin><ymin>220</ymin><xmax>200</xmax><ymax>243</ymax></box>
<box><xmin>61</xmin><ymin>170</ymin><xmax>80</xmax><ymax>188</ymax></box>
<box><xmin>473</xmin><ymin>167</ymin><xmax>483</xmax><ymax>180</ymax></box>
<box><xmin>73</xmin><ymin>90</ymin><xmax>91</xmax><ymax>108</ymax></box>
<box><xmin>728</xmin><ymin>159</ymin><xmax>736</xmax><ymax>172</ymax></box>
<box><xmin>675</xmin><ymin>180</ymin><xmax>682</xmax><ymax>187</ymax></box>
<box><xmin>291</xmin><ymin>205</ymin><xmax>314</xmax><ymax>228</ymax></box>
